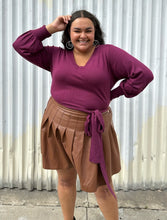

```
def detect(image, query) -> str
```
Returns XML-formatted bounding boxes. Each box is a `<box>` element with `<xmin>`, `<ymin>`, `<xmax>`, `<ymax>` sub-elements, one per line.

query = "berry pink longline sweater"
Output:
<box><xmin>13</xmin><ymin>25</ymin><xmax>154</xmax><ymax>197</ymax></box>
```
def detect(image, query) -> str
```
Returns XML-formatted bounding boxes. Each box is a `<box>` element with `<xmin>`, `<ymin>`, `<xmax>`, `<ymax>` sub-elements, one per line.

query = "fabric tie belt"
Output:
<box><xmin>85</xmin><ymin>110</ymin><xmax>116</xmax><ymax>199</ymax></box>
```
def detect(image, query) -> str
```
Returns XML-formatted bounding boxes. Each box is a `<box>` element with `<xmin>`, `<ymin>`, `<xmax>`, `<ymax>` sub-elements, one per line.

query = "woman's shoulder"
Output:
<box><xmin>50</xmin><ymin>46</ymin><xmax>70</xmax><ymax>56</ymax></box>
<box><xmin>99</xmin><ymin>44</ymin><xmax>122</xmax><ymax>51</ymax></box>
<box><xmin>98</xmin><ymin>44</ymin><xmax>122</xmax><ymax>57</ymax></box>
<box><xmin>50</xmin><ymin>45</ymin><xmax>64</xmax><ymax>52</ymax></box>
<box><xmin>99</xmin><ymin>44</ymin><xmax>128</xmax><ymax>58</ymax></box>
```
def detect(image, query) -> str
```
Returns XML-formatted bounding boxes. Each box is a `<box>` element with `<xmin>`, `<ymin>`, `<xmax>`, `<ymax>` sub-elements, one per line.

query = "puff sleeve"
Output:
<box><xmin>13</xmin><ymin>25</ymin><xmax>53</xmax><ymax>71</ymax></box>
<box><xmin>109</xmin><ymin>45</ymin><xmax>154</xmax><ymax>100</ymax></box>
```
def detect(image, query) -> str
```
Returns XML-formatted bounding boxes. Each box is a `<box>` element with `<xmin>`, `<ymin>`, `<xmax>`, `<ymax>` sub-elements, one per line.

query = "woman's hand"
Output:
<box><xmin>46</xmin><ymin>15</ymin><xmax>71</xmax><ymax>34</ymax></box>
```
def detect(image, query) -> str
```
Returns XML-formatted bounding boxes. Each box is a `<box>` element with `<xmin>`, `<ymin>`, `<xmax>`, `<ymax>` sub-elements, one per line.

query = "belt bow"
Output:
<box><xmin>85</xmin><ymin>110</ymin><xmax>116</xmax><ymax>199</ymax></box>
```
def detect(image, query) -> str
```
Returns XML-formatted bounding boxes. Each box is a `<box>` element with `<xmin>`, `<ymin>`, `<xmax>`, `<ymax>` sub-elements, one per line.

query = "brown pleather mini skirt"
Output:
<box><xmin>41</xmin><ymin>97</ymin><xmax>121</xmax><ymax>192</ymax></box>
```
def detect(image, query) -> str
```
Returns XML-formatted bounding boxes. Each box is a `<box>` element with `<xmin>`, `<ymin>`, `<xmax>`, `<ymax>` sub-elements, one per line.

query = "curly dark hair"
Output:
<box><xmin>61</xmin><ymin>10</ymin><xmax>105</xmax><ymax>50</ymax></box>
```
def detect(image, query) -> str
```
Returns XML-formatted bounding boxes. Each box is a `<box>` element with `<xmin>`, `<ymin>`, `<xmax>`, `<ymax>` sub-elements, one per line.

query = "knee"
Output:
<box><xmin>57</xmin><ymin>168</ymin><xmax>77</xmax><ymax>188</ymax></box>
<box><xmin>58</xmin><ymin>177</ymin><xmax>76</xmax><ymax>188</ymax></box>
<box><xmin>95</xmin><ymin>185</ymin><xmax>114</xmax><ymax>200</ymax></box>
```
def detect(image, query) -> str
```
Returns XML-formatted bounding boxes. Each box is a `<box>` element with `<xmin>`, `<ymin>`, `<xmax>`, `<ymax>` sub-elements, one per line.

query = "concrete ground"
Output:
<box><xmin>0</xmin><ymin>188</ymin><xmax>167</xmax><ymax>220</ymax></box>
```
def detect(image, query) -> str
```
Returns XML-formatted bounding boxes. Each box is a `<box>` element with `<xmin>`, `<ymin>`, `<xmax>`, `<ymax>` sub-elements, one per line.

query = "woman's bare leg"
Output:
<box><xmin>57</xmin><ymin>167</ymin><xmax>77</xmax><ymax>220</ymax></box>
<box><xmin>95</xmin><ymin>182</ymin><xmax>119</xmax><ymax>220</ymax></box>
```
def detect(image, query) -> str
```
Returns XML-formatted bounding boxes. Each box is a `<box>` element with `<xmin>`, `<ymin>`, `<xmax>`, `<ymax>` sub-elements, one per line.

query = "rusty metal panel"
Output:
<box><xmin>0</xmin><ymin>0</ymin><xmax>166</xmax><ymax>191</ymax></box>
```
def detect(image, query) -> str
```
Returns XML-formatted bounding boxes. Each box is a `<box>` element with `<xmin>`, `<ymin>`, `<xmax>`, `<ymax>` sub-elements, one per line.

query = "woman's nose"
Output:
<box><xmin>80</xmin><ymin>31</ymin><xmax>86</xmax><ymax>38</ymax></box>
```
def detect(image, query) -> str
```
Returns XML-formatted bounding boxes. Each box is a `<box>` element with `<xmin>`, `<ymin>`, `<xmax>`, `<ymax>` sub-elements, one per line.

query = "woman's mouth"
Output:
<box><xmin>78</xmin><ymin>40</ymin><xmax>89</xmax><ymax>44</ymax></box>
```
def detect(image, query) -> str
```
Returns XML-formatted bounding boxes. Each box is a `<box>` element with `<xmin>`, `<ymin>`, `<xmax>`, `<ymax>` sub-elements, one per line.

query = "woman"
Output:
<box><xmin>13</xmin><ymin>10</ymin><xmax>153</xmax><ymax>220</ymax></box>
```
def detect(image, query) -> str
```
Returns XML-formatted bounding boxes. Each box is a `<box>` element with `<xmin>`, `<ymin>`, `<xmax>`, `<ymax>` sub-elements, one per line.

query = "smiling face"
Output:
<box><xmin>70</xmin><ymin>17</ymin><xmax>95</xmax><ymax>54</ymax></box>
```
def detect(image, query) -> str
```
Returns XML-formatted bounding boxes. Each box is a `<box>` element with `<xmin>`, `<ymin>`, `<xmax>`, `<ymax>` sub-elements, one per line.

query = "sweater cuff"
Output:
<box><xmin>110</xmin><ymin>86</ymin><xmax>124</xmax><ymax>100</ymax></box>
<box><xmin>31</xmin><ymin>25</ymin><xmax>51</xmax><ymax>41</ymax></box>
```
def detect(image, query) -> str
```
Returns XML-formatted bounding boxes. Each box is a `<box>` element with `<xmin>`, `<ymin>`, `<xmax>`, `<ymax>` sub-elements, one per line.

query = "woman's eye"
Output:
<box><xmin>73</xmin><ymin>30</ymin><xmax>92</xmax><ymax>33</ymax></box>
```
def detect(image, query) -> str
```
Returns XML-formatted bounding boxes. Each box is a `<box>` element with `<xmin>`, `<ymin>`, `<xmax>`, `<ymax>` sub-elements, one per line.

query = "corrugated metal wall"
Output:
<box><xmin>0</xmin><ymin>0</ymin><xmax>167</xmax><ymax>191</ymax></box>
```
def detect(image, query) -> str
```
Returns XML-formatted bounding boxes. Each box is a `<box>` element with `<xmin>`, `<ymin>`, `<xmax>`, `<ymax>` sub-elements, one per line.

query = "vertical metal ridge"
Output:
<box><xmin>6</xmin><ymin>0</ymin><xmax>14</xmax><ymax>188</ymax></box>
<box><xmin>149</xmin><ymin>0</ymin><xmax>162</xmax><ymax>187</ymax></box>
<box><xmin>0</xmin><ymin>0</ymin><xmax>3</xmax><ymax>188</ymax></box>
<box><xmin>157</xmin><ymin>0</ymin><xmax>167</xmax><ymax>188</ymax></box>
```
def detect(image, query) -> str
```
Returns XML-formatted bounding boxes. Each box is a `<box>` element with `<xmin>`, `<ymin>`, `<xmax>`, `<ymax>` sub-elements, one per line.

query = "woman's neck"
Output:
<box><xmin>73</xmin><ymin>47</ymin><xmax>95</xmax><ymax>66</ymax></box>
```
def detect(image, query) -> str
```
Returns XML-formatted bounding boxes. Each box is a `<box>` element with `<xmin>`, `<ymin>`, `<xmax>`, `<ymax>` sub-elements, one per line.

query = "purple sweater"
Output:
<box><xmin>13</xmin><ymin>26</ymin><xmax>153</xmax><ymax>197</ymax></box>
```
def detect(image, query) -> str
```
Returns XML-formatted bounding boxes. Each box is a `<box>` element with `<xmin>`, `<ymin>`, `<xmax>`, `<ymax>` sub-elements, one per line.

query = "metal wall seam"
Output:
<box><xmin>7</xmin><ymin>0</ymin><xmax>13</xmax><ymax>188</ymax></box>
<box><xmin>149</xmin><ymin>0</ymin><xmax>162</xmax><ymax>187</ymax></box>
<box><xmin>157</xmin><ymin>0</ymin><xmax>167</xmax><ymax>187</ymax></box>
<box><xmin>15</xmin><ymin>0</ymin><xmax>22</xmax><ymax>189</ymax></box>
<box><xmin>0</xmin><ymin>0</ymin><xmax>3</xmax><ymax>188</ymax></box>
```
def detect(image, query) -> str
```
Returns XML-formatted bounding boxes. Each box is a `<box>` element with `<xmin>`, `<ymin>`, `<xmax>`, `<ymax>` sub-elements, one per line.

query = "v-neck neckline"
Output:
<box><xmin>71</xmin><ymin>47</ymin><xmax>97</xmax><ymax>69</ymax></box>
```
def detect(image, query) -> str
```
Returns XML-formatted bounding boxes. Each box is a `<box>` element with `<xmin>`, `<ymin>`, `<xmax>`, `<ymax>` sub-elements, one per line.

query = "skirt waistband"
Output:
<box><xmin>47</xmin><ymin>97</ymin><xmax>111</xmax><ymax>119</ymax></box>
<box><xmin>43</xmin><ymin>97</ymin><xmax>110</xmax><ymax>132</ymax></box>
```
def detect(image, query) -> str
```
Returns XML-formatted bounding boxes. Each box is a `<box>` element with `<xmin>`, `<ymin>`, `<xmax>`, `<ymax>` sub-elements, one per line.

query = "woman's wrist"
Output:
<box><xmin>46</xmin><ymin>24</ymin><xmax>58</xmax><ymax>34</ymax></box>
